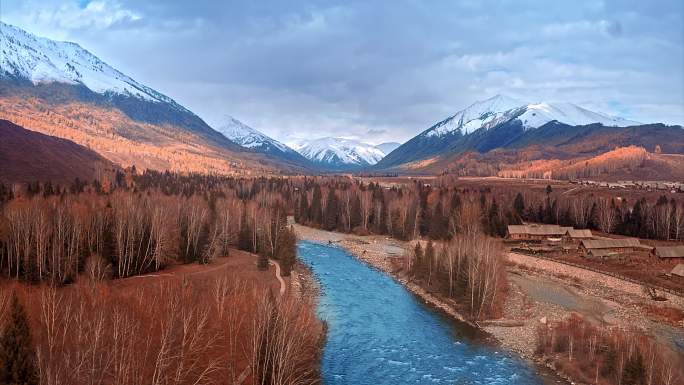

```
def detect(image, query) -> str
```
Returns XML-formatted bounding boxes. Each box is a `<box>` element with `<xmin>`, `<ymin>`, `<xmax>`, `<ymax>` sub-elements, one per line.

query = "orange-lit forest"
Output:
<box><xmin>0</xmin><ymin>171</ymin><xmax>321</xmax><ymax>385</ymax></box>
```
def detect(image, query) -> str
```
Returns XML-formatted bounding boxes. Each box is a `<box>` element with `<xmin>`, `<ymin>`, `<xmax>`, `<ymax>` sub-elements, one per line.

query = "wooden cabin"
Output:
<box><xmin>580</xmin><ymin>238</ymin><xmax>642</xmax><ymax>258</ymax></box>
<box><xmin>563</xmin><ymin>229</ymin><xmax>593</xmax><ymax>242</ymax></box>
<box><xmin>507</xmin><ymin>224</ymin><xmax>573</xmax><ymax>241</ymax></box>
<box><xmin>651</xmin><ymin>246</ymin><xmax>684</xmax><ymax>262</ymax></box>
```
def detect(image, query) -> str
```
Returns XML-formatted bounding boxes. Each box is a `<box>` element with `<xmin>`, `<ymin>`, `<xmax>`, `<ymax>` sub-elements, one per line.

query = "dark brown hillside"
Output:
<box><xmin>0</xmin><ymin>119</ymin><xmax>116</xmax><ymax>183</ymax></box>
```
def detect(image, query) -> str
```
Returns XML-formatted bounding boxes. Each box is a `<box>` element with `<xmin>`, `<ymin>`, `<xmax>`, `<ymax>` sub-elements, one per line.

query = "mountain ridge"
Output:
<box><xmin>213</xmin><ymin>116</ymin><xmax>312</xmax><ymax>166</ymax></box>
<box><xmin>290</xmin><ymin>137</ymin><xmax>388</xmax><ymax>171</ymax></box>
<box><xmin>376</xmin><ymin>95</ymin><xmax>650</xmax><ymax>170</ymax></box>
<box><xmin>0</xmin><ymin>22</ymin><xmax>309</xmax><ymax>175</ymax></box>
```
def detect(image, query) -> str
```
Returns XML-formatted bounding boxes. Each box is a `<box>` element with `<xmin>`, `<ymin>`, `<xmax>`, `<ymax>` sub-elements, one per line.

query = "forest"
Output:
<box><xmin>293</xmin><ymin>177</ymin><xmax>684</xmax><ymax>241</ymax></box>
<box><xmin>0</xmin><ymin>171</ymin><xmax>319</xmax><ymax>385</ymax></box>
<box><xmin>1</xmin><ymin>173</ymin><xmax>683</xmax><ymax>384</ymax></box>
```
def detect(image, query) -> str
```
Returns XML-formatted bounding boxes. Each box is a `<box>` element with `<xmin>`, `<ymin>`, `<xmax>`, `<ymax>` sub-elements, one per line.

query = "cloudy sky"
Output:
<box><xmin>3</xmin><ymin>0</ymin><xmax>683</xmax><ymax>144</ymax></box>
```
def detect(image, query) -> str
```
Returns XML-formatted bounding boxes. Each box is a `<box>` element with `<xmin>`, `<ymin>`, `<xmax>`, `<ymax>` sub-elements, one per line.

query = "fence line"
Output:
<box><xmin>510</xmin><ymin>248</ymin><xmax>684</xmax><ymax>298</ymax></box>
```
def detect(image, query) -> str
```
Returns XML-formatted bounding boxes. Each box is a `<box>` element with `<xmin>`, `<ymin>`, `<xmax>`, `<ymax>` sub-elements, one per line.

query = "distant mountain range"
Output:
<box><xmin>375</xmin><ymin>95</ymin><xmax>684</xmax><ymax>179</ymax></box>
<box><xmin>289</xmin><ymin>137</ymin><xmax>399</xmax><ymax>170</ymax></box>
<box><xmin>213</xmin><ymin>116</ymin><xmax>311</xmax><ymax>165</ymax></box>
<box><xmin>0</xmin><ymin>22</ymin><xmax>310</xmax><ymax>176</ymax></box>
<box><xmin>1</xmin><ymin>22</ymin><xmax>682</xmax><ymax>181</ymax></box>
<box><xmin>214</xmin><ymin>118</ymin><xmax>401</xmax><ymax>171</ymax></box>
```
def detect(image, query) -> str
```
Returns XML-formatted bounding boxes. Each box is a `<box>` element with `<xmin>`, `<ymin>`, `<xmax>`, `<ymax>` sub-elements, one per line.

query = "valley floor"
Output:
<box><xmin>292</xmin><ymin>223</ymin><xmax>684</xmax><ymax>364</ymax></box>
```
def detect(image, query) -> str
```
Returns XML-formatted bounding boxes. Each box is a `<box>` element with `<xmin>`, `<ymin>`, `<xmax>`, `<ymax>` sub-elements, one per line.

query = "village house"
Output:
<box><xmin>580</xmin><ymin>238</ymin><xmax>643</xmax><ymax>258</ymax></box>
<box><xmin>506</xmin><ymin>224</ymin><xmax>573</xmax><ymax>241</ymax></box>
<box><xmin>563</xmin><ymin>229</ymin><xmax>593</xmax><ymax>242</ymax></box>
<box><xmin>651</xmin><ymin>245</ymin><xmax>684</xmax><ymax>262</ymax></box>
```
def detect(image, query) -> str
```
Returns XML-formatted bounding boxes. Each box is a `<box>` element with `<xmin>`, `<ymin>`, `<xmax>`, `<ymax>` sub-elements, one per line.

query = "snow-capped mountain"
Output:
<box><xmin>290</xmin><ymin>137</ymin><xmax>388</xmax><ymax>170</ymax></box>
<box><xmin>376</xmin><ymin>95</ymin><xmax>645</xmax><ymax>170</ymax></box>
<box><xmin>213</xmin><ymin>116</ymin><xmax>310</xmax><ymax>164</ymax></box>
<box><xmin>0</xmin><ymin>22</ymin><xmax>184</xmax><ymax>109</ymax></box>
<box><xmin>425</xmin><ymin>95</ymin><xmax>639</xmax><ymax>138</ymax></box>
<box><xmin>0</xmin><ymin>22</ymin><xmax>314</xmax><ymax>175</ymax></box>
<box><xmin>0</xmin><ymin>21</ymin><xmax>236</xmax><ymax>145</ymax></box>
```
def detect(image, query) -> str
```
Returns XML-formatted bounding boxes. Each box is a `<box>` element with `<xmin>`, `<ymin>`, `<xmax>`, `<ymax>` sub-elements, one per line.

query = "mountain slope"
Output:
<box><xmin>396</xmin><ymin>122</ymin><xmax>684</xmax><ymax>180</ymax></box>
<box><xmin>213</xmin><ymin>116</ymin><xmax>311</xmax><ymax>165</ymax></box>
<box><xmin>0</xmin><ymin>22</ymin><xmax>302</xmax><ymax>175</ymax></box>
<box><xmin>376</xmin><ymin>95</ymin><xmax>646</xmax><ymax>170</ymax></box>
<box><xmin>375</xmin><ymin>142</ymin><xmax>401</xmax><ymax>155</ymax></box>
<box><xmin>0</xmin><ymin>119</ymin><xmax>116</xmax><ymax>183</ymax></box>
<box><xmin>291</xmin><ymin>137</ymin><xmax>387</xmax><ymax>170</ymax></box>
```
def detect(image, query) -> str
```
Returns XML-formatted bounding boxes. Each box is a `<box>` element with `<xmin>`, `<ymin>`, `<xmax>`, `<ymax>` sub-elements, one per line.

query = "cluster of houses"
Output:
<box><xmin>570</xmin><ymin>180</ymin><xmax>684</xmax><ymax>192</ymax></box>
<box><xmin>507</xmin><ymin>224</ymin><xmax>684</xmax><ymax>277</ymax></box>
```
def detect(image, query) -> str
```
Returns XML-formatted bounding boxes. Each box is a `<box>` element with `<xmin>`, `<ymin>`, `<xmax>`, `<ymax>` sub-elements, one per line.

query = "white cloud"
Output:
<box><xmin>7</xmin><ymin>0</ymin><xmax>141</xmax><ymax>37</ymax></box>
<box><xmin>1</xmin><ymin>0</ymin><xmax>681</xmax><ymax>142</ymax></box>
<box><xmin>542</xmin><ymin>19</ymin><xmax>622</xmax><ymax>38</ymax></box>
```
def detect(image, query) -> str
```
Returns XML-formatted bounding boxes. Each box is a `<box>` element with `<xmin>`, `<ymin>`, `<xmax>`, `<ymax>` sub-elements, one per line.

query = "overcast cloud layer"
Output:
<box><xmin>2</xmin><ymin>0</ymin><xmax>683</xmax><ymax>144</ymax></box>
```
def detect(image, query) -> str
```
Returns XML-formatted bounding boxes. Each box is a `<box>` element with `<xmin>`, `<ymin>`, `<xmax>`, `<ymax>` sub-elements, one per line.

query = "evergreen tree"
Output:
<box><xmin>309</xmin><ymin>185</ymin><xmax>323</xmax><ymax>225</ymax></box>
<box><xmin>411</xmin><ymin>242</ymin><xmax>424</xmax><ymax>278</ymax></box>
<box><xmin>238</xmin><ymin>211</ymin><xmax>253</xmax><ymax>252</ymax></box>
<box><xmin>276</xmin><ymin>226</ymin><xmax>297</xmax><ymax>276</ymax></box>
<box><xmin>257</xmin><ymin>253</ymin><xmax>270</xmax><ymax>271</ymax></box>
<box><xmin>601</xmin><ymin>346</ymin><xmax>617</xmax><ymax>377</ymax></box>
<box><xmin>429</xmin><ymin>201</ymin><xmax>448</xmax><ymax>240</ymax></box>
<box><xmin>622</xmin><ymin>352</ymin><xmax>646</xmax><ymax>385</ymax></box>
<box><xmin>419</xmin><ymin>191</ymin><xmax>431</xmax><ymax>236</ymax></box>
<box><xmin>513</xmin><ymin>192</ymin><xmax>525</xmax><ymax>220</ymax></box>
<box><xmin>449</xmin><ymin>193</ymin><xmax>462</xmax><ymax>215</ymax></box>
<box><xmin>324</xmin><ymin>189</ymin><xmax>338</xmax><ymax>231</ymax></box>
<box><xmin>0</xmin><ymin>294</ymin><xmax>38</xmax><ymax>385</ymax></box>
<box><xmin>487</xmin><ymin>199</ymin><xmax>505</xmax><ymax>236</ymax></box>
<box><xmin>350</xmin><ymin>195</ymin><xmax>362</xmax><ymax>229</ymax></box>
<box><xmin>295</xmin><ymin>193</ymin><xmax>309</xmax><ymax>224</ymax></box>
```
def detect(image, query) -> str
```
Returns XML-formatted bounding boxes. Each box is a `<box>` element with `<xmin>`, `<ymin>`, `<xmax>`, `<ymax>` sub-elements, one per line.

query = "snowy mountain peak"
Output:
<box><xmin>213</xmin><ymin>116</ymin><xmax>293</xmax><ymax>154</ymax></box>
<box><xmin>290</xmin><ymin>137</ymin><xmax>387</xmax><ymax>169</ymax></box>
<box><xmin>0</xmin><ymin>22</ymin><xmax>184</xmax><ymax>109</ymax></box>
<box><xmin>425</xmin><ymin>95</ymin><xmax>639</xmax><ymax>138</ymax></box>
<box><xmin>427</xmin><ymin>95</ymin><xmax>526</xmax><ymax>137</ymax></box>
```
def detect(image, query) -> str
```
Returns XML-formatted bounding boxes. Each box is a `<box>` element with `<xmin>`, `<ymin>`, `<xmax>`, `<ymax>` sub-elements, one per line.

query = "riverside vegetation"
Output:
<box><xmin>293</xmin><ymin>176</ymin><xmax>684</xmax><ymax>385</ymax></box>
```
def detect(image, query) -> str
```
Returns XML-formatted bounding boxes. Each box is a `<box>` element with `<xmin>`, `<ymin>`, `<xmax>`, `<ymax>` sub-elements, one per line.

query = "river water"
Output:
<box><xmin>297</xmin><ymin>240</ymin><xmax>554</xmax><ymax>385</ymax></box>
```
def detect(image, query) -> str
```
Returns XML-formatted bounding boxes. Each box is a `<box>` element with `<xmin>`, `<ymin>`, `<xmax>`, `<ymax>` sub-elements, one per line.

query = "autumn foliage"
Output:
<box><xmin>536</xmin><ymin>314</ymin><xmax>682</xmax><ymax>385</ymax></box>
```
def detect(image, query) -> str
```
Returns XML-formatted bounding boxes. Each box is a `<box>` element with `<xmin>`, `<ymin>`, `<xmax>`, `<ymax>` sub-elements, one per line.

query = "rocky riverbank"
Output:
<box><xmin>292</xmin><ymin>223</ymin><xmax>684</xmax><ymax>372</ymax></box>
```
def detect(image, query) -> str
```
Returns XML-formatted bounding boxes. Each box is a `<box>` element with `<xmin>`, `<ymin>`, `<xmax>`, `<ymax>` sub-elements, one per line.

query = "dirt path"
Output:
<box><xmin>111</xmin><ymin>250</ymin><xmax>287</xmax><ymax>297</ymax></box>
<box><xmin>269</xmin><ymin>259</ymin><xmax>286</xmax><ymax>296</ymax></box>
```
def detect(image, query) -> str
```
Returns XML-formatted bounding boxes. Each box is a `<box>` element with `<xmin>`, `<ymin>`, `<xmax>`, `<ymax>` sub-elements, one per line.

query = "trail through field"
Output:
<box><xmin>110</xmin><ymin>250</ymin><xmax>286</xmax><ymax>296</ymax></box>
